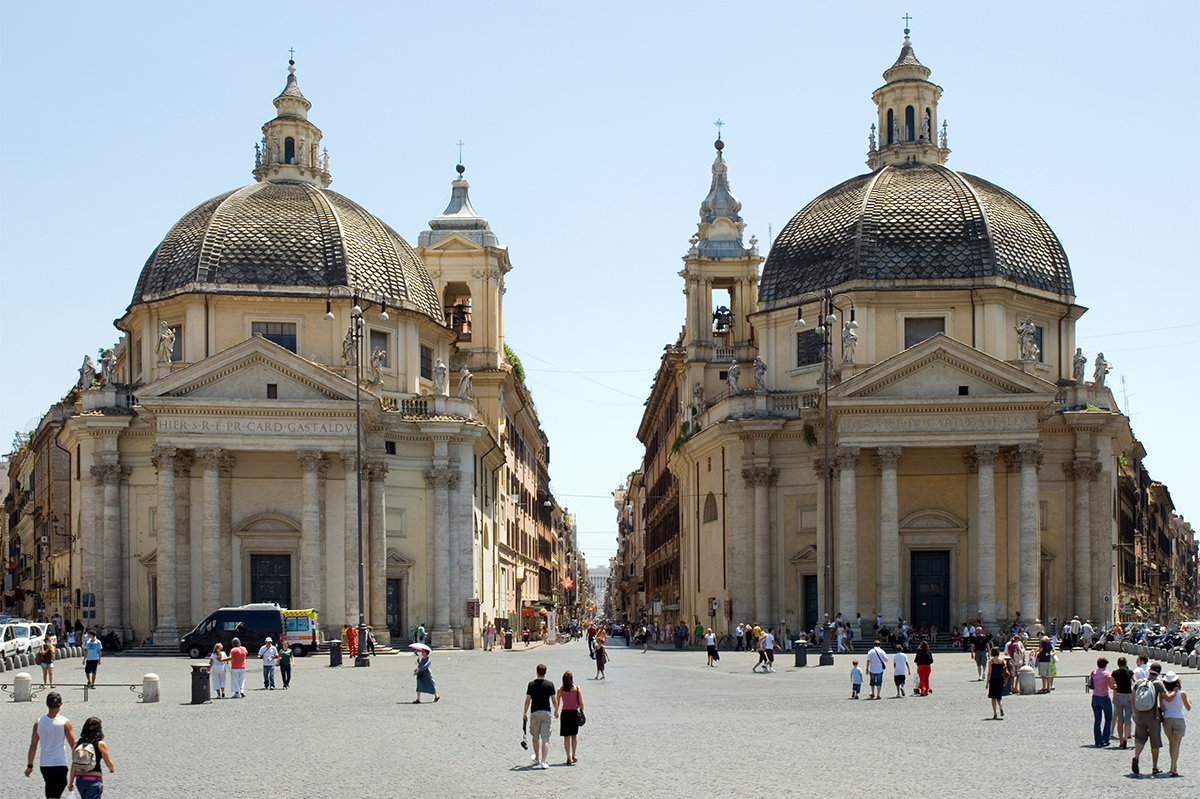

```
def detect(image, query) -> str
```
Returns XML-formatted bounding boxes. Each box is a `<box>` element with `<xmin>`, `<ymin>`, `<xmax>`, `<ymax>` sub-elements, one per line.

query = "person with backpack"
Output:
<box><xmin>1131</xmin><ymin>662</ymin><xmax>1166</xmax><ymax>775</ymax></box>
<box><xmin>25</xmin><ymin>691</ymin><xmax>75</xmax><ymax>799</ymax></box>
<box><xmin>68</xmin><ymin>716</ymin><xmax>114</xmax><ymax>798</ymax></box>
<box><xmin>1110</xmin><ymin>656</ymin><xmax>1135</xmax><ymax>749</ymax></box>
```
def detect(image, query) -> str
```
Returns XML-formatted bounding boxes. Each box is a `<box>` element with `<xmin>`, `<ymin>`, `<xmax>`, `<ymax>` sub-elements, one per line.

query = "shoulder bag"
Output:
<box><xmin>576</xmin><ymin>689</ymin><xmax>586</xmax><ymax>726</ymax></box>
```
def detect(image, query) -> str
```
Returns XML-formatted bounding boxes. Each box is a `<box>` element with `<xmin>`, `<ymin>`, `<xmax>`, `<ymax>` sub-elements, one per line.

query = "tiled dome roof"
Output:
<box><xmin>759</xmin><ymin>163</ymin><xmax>1073</xmax><ymax>302</ymax></box>
<box><xmin>131</xmin><ymin>182</ymin><xmax>441</xmax><ymax>318</ymax></box>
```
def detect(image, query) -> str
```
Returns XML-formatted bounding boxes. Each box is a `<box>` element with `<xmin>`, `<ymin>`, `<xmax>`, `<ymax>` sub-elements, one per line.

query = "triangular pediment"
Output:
<box><xmin>424</xmin><ymin>233</ymin><xmax>483</xmax><ymax>253</ymax></box>
<box><xmin>138</xmin><ymin>336</ymin><xmax>360</xmax><ymax>403</ymax></box>
<box><xmin>831</xmin><ymin>334</ymin><xmax>1058</xmax><ymax>401</ymax></box>
<box><xmin>790</xmin><ymin>545</ymin><xmax>818</xmax><ymax>564</ymax></box>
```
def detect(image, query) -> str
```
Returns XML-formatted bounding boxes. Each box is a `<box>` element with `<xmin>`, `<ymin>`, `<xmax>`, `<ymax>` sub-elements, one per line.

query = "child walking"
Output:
<box><xmin>850</xmin><ymin>660</ymin><xmax>862</xmax><ymax>699</ymax></box>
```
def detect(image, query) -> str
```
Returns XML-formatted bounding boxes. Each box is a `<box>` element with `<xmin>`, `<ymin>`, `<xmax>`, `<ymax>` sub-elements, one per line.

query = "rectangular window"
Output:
<box><xmin>132</xmin><ymin>338</ymin><xmax>142</xmax><ymax>378</ymax></box>
<box><xmin>266</xmin><ymin>383</ymin><xmax>278</xmax><ymax>399</ymax></box>
<box><xmin>420</xmin><ymin>346</ymin><xmax>433</xmax><ymax>380</ymax></box>
<box><xmin>904</xmin><ymin>317</ymin><xmax>945</xmax><ymax>349</ymax></box>
<box><xmin>170</xmin><ymin>325</ymin><xmax>183</xmax><ymax>362</ymax></box>
<box><xmin>251</xmin><ymin>322</ymin><xmax>297</xmax><ymax>353</ymax></box>
<box><xmin>1034</xmin><ymin>326</ymin><xmax>1045</xmax><ymax>363</ymax></box>
<box><xmin>796</xmin><ymin>330</ymin><xmax>823</xmax><ymax>367</ymax></box>
<box><xmin>369</xmin><ymin>330</ymin><xmax>389</xmax><ymax>368</ymax></box>
<box><xmin>385</xmin><ymin>441</ymin><xmax>396</xmax><ymax>455</ymax></box>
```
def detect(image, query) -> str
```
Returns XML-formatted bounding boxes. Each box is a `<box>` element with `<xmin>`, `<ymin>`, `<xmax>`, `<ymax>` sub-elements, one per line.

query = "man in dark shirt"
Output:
<box><xmin>523</xmin><ymin>664</ymin><xmax>556</xmax><ymax>769</ymax></box>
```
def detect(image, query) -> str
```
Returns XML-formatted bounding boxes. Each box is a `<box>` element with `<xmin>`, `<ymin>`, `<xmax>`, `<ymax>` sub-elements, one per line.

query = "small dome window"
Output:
<box><xmin>886</xmin><ymin>109</ymin><xmax>895</xmax><ymax>145</ymax></box>
<box><xmin>905</xmin><ymin>106</ymin><xmax>915</xmax><ymax>142</ymax></box>
<box><xmin>285</xmin><ymin>137</ymin><xmax>296</xmax><ymax>164</ymax></box>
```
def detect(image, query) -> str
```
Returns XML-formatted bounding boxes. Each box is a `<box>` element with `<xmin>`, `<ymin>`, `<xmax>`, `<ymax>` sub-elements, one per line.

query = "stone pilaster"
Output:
<box><xmin>150</xmin><ymin>448</ymin><xmax>178</xmax><ymax>637</ymax></box>
<box><xmin>425</xmin><ymin>467</ymin><xmax>459</xmax><ymax>647</ymax></box>
<box><xmin>874</xmin><ymin>446</ymin><xmax>902</xmax><ymax>624</ymax></box>
<box><xmin>1065</xmin><ymin>458</ymin><xmax>1102</xmax><ymax>619</ymax></box>
<box><xmin>835</xmin><ymin>446</ymin><xmax>860</xmax><ymax>620</ymax></box>
<box><xmin>812</xmin><ymin>458</ymin><xmax>838</xmax><ymax>625</ymax></box>
<box><xmin>970</xmin><ymin>444</ymin><xmax>1000</xmax><ymax>626</ymax></box>
<box><xmin>173</xmin><ymin>452</ymin><xmax>193</xmax><ymax>626</ymax></box>
<box><xmin>1017</xmin><ymin>443</ymin><xmax>1043</xmax><ymax>624</ymax></box>
<box><xmin>97</xmin><ymin>463</ymin><xmax>124</xmax><ymax>632</ymax></box>
<box><xmin>297</xmin><ymin>451</ymin><xmax>327</xmax><ymax>614</ymax></box>
<box><xmin>341</xmin><ymin>451</ymin><xmax>362</xmax><ymax>629</ymax></box>
<box><xmin>367</xmin><ymin>460</ymin><xmax>389</xmax><ymax>637</ymax></box>
<box><xmin>195</xmin><ymin>448</ymin><xmax>226</xmax><ymax>616</ymax></box>
<box><xmin>218</xmin><ymin>453</ymin><xmax>234</xmax><ymax>606</ymax></box>
<box><xmin>742</xmin><ymin>465</ymin><xmax>778</xmax><ymax>623</ymax></box>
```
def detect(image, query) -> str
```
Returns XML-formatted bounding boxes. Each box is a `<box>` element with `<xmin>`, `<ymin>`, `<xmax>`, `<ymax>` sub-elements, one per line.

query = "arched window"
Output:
<box><xmin>285</xmin><ymin>137</ymin><xmax>296</xmax><ymax>164</ymax></box>
<box><xmin>905</xmin><ymin>106</ymin><xmax>915</xmax><ymax>142</ymax></box>
<box><xmin>703</xmin><ymin>492</ymin><xmax>718</xmax><ymax>523</ymax></box>
<box><xmin>886</xmin><ymin>109</ymin><xmax>895</xmax><ymax>145</ymax></box>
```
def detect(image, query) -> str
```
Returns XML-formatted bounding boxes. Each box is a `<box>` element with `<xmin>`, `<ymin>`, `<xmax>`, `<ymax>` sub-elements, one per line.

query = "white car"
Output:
<box><xmin>1</xmin><ymin>622</ymin><xmax>33</xmax><ymax>659</ymax></box>
<box><xmin>27</xmin><ymin>622</ymin><xmax>51</xmax><ymax>649</ymax></box>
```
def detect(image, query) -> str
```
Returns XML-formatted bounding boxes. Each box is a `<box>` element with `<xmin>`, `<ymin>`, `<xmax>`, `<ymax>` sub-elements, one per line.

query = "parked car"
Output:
<box><xmin>1</xmin><ymin>622</ymin><xmax>33</xmax><ymax>659</ymax></box>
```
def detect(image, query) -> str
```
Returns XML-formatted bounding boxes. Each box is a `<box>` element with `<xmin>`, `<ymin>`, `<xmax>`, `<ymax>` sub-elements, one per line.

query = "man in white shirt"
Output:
<box><xmin>1132</xmin><ymin>654</ymin><xmax>1150</xmax><ymax>682</ymax></box>
<box><xmin>764</xmin><ymin>628</ymin><xmax>776</xmax><ymax>672</ymax></box>
<box><xmin>1069</xmin><ymin>616</ymin><xmax>1082</xmax><ymax>650</ymax></box>
<box><xmin>1081</xmin><ymin>620</ymin><xmax>1094</xmax><ymax>651</ymax></box>
<box><xmin>25</xmin><ymin>691</ymin><xmax>75</xmax><ymax>799</ymax></box>
<box><xmin>735</xmin><ymin>623</ymin><xmax>745</xmax><ymax>652</ymax></box>
<box><xmin>892</xmin><ymin>644</ymin><xmax>911</xmax><ymax>697</ymax></box>
<box><xmin>259</xmin><ymin>637</ymin><xmax>279</xmax><ymax>690</ymax></box>
<box><xmin>866</xmin><ymin>641</ymin><xmax>889</xmax><ymax>699</ymax></box>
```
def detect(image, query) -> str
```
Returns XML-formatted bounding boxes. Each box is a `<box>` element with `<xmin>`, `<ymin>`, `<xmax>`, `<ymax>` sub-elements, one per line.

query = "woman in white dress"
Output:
<box><xmin>210</xmin><ymin>643</ymin><xmax>231</xmax><ymax>698</ymax></box>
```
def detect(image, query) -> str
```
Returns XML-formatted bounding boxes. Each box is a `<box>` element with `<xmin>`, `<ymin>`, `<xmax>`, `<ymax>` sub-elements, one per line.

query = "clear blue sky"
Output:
<box><xmin>2</xmin><ymin>2</ymin><xmax>1197</xmax><ymax>566</ymax></box>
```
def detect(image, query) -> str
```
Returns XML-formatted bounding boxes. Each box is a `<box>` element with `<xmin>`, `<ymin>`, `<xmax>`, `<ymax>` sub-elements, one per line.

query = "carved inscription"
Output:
<box><xmin>840</xmin><ymin>414</ymin><xmax>1033</xmax><ymax>435</ymax></box>
<box><xmin>158</xmin><ymin>418</ymin><xmax>354</xmax><ymax>435</ymax></box>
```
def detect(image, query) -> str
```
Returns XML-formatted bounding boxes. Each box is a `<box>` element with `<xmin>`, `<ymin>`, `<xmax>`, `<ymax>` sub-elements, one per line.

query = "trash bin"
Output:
<box><xmin>190</xmin><ymin>664</ymin><xmax>211</xmax><ymax>704</ymax></box>
<box><xmin>329</xmin><ymin>641</ymin><xmax>343</xmax><ymax>667</ymax></box>
<box><xmin>504</xmin><ymin>629</ymin><xmax>513</xmax><ymax>650</ymax></box>
<box><xmin>794</xmin><ymin>641</ymin><xmax>807</xmax><ymax>667</ymax></box>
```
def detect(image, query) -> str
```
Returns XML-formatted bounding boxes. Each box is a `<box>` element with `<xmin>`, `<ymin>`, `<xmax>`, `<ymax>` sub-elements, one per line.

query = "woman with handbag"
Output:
<box><xmin>38</xmin><ymin>640</ymin><xmax>55</xmax><ymax>688</ymax></box>
<box><xmin>555</xmin><ymin>670</ymin><xmax>584</xmax><ymax>764</ymax></box>
<box><xmin>412</xmin><ymin>650</ymin><xmax>439</xmax><ymax>703</ymax></box>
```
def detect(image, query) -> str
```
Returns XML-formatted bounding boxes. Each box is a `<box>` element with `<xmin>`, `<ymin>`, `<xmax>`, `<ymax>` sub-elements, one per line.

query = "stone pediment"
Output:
<box><xmin>138</xmin><ymin>335</ymin><xmax>359</xmax><ymax>403</ymax></box>
<box><xmin>831</xmin><ymin>334</ymin><xmax>1057</xmax><ymax>401</ymax></box>
<box><xmin>790</xmin><ymin>545</ymin><xmax>818</xmax><ymax>564</ymax></box>
<box><xmin>423</xmin><ymin>233</ymin><xmax>483</xmax><ymax>253</ymax></box>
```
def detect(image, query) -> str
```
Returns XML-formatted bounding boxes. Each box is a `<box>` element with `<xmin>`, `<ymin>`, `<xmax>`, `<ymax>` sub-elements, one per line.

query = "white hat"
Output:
<box><xmin>1164</xmin><ymin>670</ymin><xmax>1179</xmax><ymax>682</ymax></box>
<box><xmin>265</xmin><ymin>637</ymin><xmax>272</xmax><ymax>642</ymax></box>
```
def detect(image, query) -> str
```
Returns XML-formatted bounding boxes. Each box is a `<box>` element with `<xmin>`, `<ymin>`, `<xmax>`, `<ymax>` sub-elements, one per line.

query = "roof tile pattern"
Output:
<box><xmin>131</xmin><ymin>183</ymin><xmax>441</xmax><ymax>319</ymax></box>
<box><xmin>760</xmin><ymin>163</ymin><xmax>1073</xmax><ymax>301</ymax></box>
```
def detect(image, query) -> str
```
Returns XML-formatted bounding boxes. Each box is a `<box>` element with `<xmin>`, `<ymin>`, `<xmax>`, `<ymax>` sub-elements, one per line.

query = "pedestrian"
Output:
<box><xmin>486</xmin><ymin>621</ymin><xmax>496</xmax><ymax>651</ymax></box>
<box><xmin>1006</xmin><ymin>634</ymin><xmax>1025</xmax><ymax>693</ymax></box>
<box><xmin>365</xmin><ymin>626</ymin><xmax>377</xmax><ymax>655</ymax></box>
<box><xmin>555</xmin><ymin>670</ymin><xmax>583</xmax><ymax>765</ymax></box>
<box><xmin>972</xmin><ymin>628</ymin><xmax>989</xmax><ymax>681</ymax></box>
<box><xmin>278</xmin><ymin>640</ymin><xmax>293</xmax><ymax>689</ymax></box>
<box><xmin>68</xmin><ymin>716</ymin><xmax>115</xmax><ymax>799</ymax></box>
<box><xmin>705</xmin><ymin>628</ymin><xmax>719</xmax><ymax>667</ymax></box>
<box><xmin>210</xmin><ymin>642</ymin><xmax>230</xmax><ymax>698</ymax></box>
<box><xmin>1081</xmin><ymin>619</ymin><xmax>1094</xmax><ymax>651</ymax></box>
<box><xmin>412</xmin><ymin>648</ymin><xmax>439</xmax><ymax>703</ymax></box>
<box><xmin>845</xmin><ymin>622</ymin><xmax>854</xmax><ymax>654</ymax></box>
<box><xmin>259</xmin><ymin>636</ymin><xmax>279</xmax><ymax>690</ymax></box>
<box><xmin>694</xmin><ymin>620</ymin><xmax>703</xmax><ymax>647</ymax></box>
<box><xmin>987</xmin><ymin>647</ymin><xmax>1006</xmax><ymax>719</ymax></box>
<box><xmin>1036</xmin><ymin>630</ymin><xmax>1054</xmax><ymax>693</ymax></box>
<box><xmin>1069</xmin><ymin>616</ymin><xmax>1082</xmax><ymax>650</ymax></box>
<box><xmin>1132</xmin><ymin>654</ymin><xmax>1150</xmax><ymax>681</ymax></box>
<box><xmin>1111</xmin><ymin>656</ymin><xmax>1134</xmax><ymax>748</ymax></box>
<box><xmin>893</xmin><ymin>643</ymin><xmax>910</xmax><ymax>697</ymax></box>
<box><xmin>38</xmin><ymin>639</ymin><xmax>55</xmax><ymax>688</ymax></box>
<box><xmin>1090</xmin><ymin>656</ymin><xmax>1113</xmax><ymax>746</ymax></box>
<box><xmin>594</xmin><ymin>641</ymin><xmax>608</xmax><ymax>680</ymax></box>
<box><xmin>229</xmin><ymin>637</ymin><xmax>248</xmax><ymax>698</ymax></box>
<box><xmin>82</xmin><ymin>630</ymin><xmax>102</xmax><ymax>689</ymax></box>
<box><xmin>1131</xmin><ymin>662</ymin><xmax>1165</xmax><ymax>775</ymax></box>
<box><xmin>1159</xmin><ymin>670</ymin><xmax>1191</xmax><ymax>777</ymax></box>
<box><xmin>850</xmin><ymin>660</ymin><xmax>862</xmax><ymax>699</ymax></box>
<box><xmin>417</xmin><ymin>622</ymin><xmax>426</xmax><ymax>645</ymax></box>
<box><xmin>524</xmin><ymin>627</ymin><xmax>531</xmax><ymax>647</ymax></box>
<box><xmin>866</xmin><ymin>640</ymin><xmax>888</xmax><ymax>699</ymax></box>
<box><xmin>345</xmin><ymin>625</ymin><xmax>358</xmax><ymax>659</ymax></box>
<box><xmin>764</xmin><ymin>627</ymin><xmax>777</xmax><ymax>672</ymax></box>
<box><xmin>914</xmin><ymin>641</ymin><xmax>933</xmax><ymax>696</ymax></box>
<box><xmin>523</xmin><ymin>663</ymin><xmax>555</xmax><ymax>769</ymax></box>
<box><xmin>24</xmin><ymin>691</ymin><xmax>75</xmax><ymax>799</ymax></box>
<box><xmin>734</xmin><ymin>623</ymin><xmax>744</xmax><ymax>652</ymax></box>
<box><xmin>752</xmin><ymin>628</ymin><xmax>768</xmax><ymax>673</ymax></box>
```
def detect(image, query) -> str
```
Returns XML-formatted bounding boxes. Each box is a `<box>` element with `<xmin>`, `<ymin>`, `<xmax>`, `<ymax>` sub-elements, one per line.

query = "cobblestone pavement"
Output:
<box><xmin>1</xmin><ymin>643</ymin><xmax>1197</xmax><ymax>798</ymax></box>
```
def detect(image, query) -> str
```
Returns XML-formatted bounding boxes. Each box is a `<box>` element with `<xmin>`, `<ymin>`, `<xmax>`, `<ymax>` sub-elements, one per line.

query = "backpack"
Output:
<box><xmin>1133</xmin><ymin>678</ymin><xmax>1157</xmax><ymax>713</ymax></box>
<box><xmin>72</xmin><ymin>742</ymin><xmax>97</xmax><ymax>772</ymax></box>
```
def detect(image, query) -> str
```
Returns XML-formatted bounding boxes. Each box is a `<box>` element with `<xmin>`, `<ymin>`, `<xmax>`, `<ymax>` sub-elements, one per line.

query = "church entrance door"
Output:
<box><xmin>250</xmin><ymin>554</ymin><xmax>291</xmax><ymax>607</ymax></box>
<box><xmin>910</xmin><ymin>551</ymin><xmax>950</xmax><ymax>632</ymax></box>
<box><xmin>386</xmin><ymin>578</ymin><xmax>404</xmax><ymax>641</ymax></box>
<box><xmin>803</xmin><ymin>575</ymin><xmax>819</xmax><ymax>632</ymax></box>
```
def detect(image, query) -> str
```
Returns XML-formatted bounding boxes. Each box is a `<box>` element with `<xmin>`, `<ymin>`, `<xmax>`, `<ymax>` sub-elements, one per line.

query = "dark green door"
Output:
<box><xmin>386</xmin><ymin>579</ymin><xmax>402</xmax><ymax>638</ymax></box>
<box><xmin>910</xmin><ymin>551</ymin><xmax>950</xmax><ymax>631</ymax></box>
<box><xmin>804</xmin><ymin>575</ymin><xmax>819</xmax><ymax>632</ymax></box>
<box><xmin>250</xmin><ymin>554</ymin><xmax>291</xmax><ymax>607</ymax></box>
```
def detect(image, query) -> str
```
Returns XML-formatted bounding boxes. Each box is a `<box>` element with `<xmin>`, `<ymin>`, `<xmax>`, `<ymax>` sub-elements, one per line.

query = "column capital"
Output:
<box><xmin>219</xmin><ymin>453</ymin><xmax>235</xmax><ymax>477</ymax></box>
<box><xmin>966</xmin><ymin>443</ymin><xmax>1000</xmax><ymax>474</ymax></box>
<box><xmin>874</xmin><ymin>445</ymin><xmax>902</xmax><ymax>469</ymax></box>
<box><xmin>424</xmin><ymin>467</ymin><xmax>459</xmax><ymax>489</ymax></box>
<box><xmin>835</xmin><ymin>445</ymin><xmax>860</xmax><ymax>470</ymax></box>
<box><xmin>741</xmin><ymin>466</ymin><xmax>778</xmax><ymax>487</ymax></box>
<box><xmin>812</xmin><ymin>458</ymin><xmax>838</xmax><ymax>479</ymax></box>
<box><xmin>297</xmin><ymin>450</ymin><xmax>327</xmax><ymax>473</ymax></box>
<box><xmin>91</xmin><ymin>463</ymin><xmax>125</xmax><ymax>484</ymax></box>
<box><xmin>1063</xmin><ymin>458</ymin><xmax>1102</xmax><ymax>481</ymax></box>
<box><xmin>195</xmin><ymin>447</ymin><xmax>224</xmax><ymax>468</ymax></box>
<box><xmin>150</xmin><ymin>445</ymin><xmax>178</xmax><ymax>471</ymax></box>
<box><xmin>366</xmin><ymin>460</ymin><xmax>390</xmax><ymax>482</ymax></box>
<box><xmin>1016</xmin><ymin>442</ymin><xmax>1044</xmax><ymax>470</ymax></box>
<box><xmin>340</xmin><ymin>450</ymin><xmax>360</xmax><ymax>468</ymax></box>
<box><xmin>173</xmin><ymin>451</ymin><xmax>194</xmax><ymax>477</ymax></box>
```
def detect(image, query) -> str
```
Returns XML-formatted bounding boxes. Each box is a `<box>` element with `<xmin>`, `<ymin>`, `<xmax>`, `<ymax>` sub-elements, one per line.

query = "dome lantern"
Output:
<box><xmin>866</xmin><ymin>28</ymin><xmax>951</xmax><ymax>170</ymax></box>
<box><xmin>252</xmin><ymin>59</ymin><xmax>332</xmax><ymax>187</ymax></box>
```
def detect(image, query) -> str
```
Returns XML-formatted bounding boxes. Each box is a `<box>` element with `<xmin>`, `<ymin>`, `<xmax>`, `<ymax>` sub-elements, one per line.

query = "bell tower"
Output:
<box><xmin>679</xmin><ymin>135</ymin><xmax>762</xmax><ymax>378</ymax></box>
<box><xmin>866</xmin><ymin>28</ymin><xmax>951</xmax><ymax>170</ymax></box>
<box><xmin>252</xmin><ymin>60</ymin><xmax>332</xmax><ymax>187</ymax></box>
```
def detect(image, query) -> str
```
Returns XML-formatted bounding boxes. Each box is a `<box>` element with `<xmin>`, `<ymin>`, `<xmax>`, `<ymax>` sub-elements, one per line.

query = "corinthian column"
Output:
<box><xmin>972</xmin><ymin>444</ymin><xmax>1000</xmax><ymax>627</ymax></box>
<box><xmin>835</xmin><ymin>446</ymin><xmax>860</xmax><ymax>620</ymax></box>
<box><xmin>1065</xmin><ymin>459</ymin><xmax>1101</xmax><ymax>619</ymax></box>
<box><xmin>367</xmin><ymin>461</ymin><xmax>389</xmax><ymax>636</ymax></box>
<box><xmin>150</xmin><ymin>448</ymin><xmax>178</xmax><ymax>636</ymax></box>
<box><xmin>875</xmin><ymin>446</ymin><xmax>902</xmax><ymax>623</ymax></box>
<box><xmin>341</xmin><ymin>451</ymin><xmax>361</xmax><ymax>628</ymax></box>
<box><xmin>195</xmin><ymin>448</ymin><xmax>226</xmax><ymax>615</ymax></box>
<box><xmin>100</xmin><ymin>463</ymin><xmax>125</xmax><ymax>633</ymax></box>
<box><xmin>1017</xmin><ymin>443</ymin><xmax>1043</xmax><ymax>623</ymax></box>
<box><xmin>297</xmin><ymin>451</ymin><xmax>326</xmax><ymax>613</ymax></box>
<box><xmin>173</xmin><ymin>453</ymin><xmax>193</xmax><ymax>626</ymax></box>
<box><xmin>742</xmin><ymin>465</ymin><xmax>778</xmax><ymax>623</ymax></box>
<box><xmin>425</xmin><ymin>467</ymin><xmax>458</xmax><ymax>642</ymax></box>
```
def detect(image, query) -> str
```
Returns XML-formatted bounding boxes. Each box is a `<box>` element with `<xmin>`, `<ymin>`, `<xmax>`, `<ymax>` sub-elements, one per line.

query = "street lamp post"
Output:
<box><xmin>326</xmin><ymin>282</ymin><xmax>389</xmax><ymax>667</ymax></box>
<box><xmin>793</xmin><ymin>288</ymin><xmax>857</xmax><ymax>666</ymax></box>
<box><xmin>51</xmin><ymin>515</ymin><xmax>76</xmax><ymax>625</ymax></box>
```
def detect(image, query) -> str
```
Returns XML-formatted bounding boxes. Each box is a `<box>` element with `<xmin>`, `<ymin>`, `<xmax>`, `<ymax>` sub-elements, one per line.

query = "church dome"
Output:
<box><xmin>130</xmin><ymin>181</ymin><xmax>442</xmax><ymax>318</ymax></box>
<box><xmin>759</xmin><ymin>162</ymin><xmax>1073</xmax><ymax>303</ymax></box>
